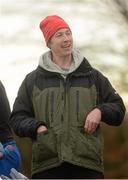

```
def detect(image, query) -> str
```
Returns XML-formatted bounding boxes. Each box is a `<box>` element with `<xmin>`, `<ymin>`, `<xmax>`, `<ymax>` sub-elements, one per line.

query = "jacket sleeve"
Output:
<box><xmin>94</xmin><ymin>70</ymin><xmax>126</xmax><ymax>126</ymax></box>
<box><xmin>0</xmin><ymin>81</ymin><xmax>11</xmax><ymax>123</ymax></box>
<box><xmin>10</xmin><ymin>75</ymin><xmax>43</xmax><ymax>139</ymax></box>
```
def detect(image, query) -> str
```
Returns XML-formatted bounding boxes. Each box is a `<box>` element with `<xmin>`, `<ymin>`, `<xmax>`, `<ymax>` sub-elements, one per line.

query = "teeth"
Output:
<box><xmin>63</xmin><ymin>45</ymin><xmax>70</xmax><ymax>48</ymax></box>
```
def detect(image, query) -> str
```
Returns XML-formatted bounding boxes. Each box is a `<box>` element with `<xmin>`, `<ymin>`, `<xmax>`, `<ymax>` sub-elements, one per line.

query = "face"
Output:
<box><xmin>48</xmin><ymin>28</ymin><xmax>73</xmax><ymax>58</ymax></box>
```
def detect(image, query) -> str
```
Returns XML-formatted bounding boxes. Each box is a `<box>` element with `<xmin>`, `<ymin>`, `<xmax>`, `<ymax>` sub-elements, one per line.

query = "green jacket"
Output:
<box><xmin>10</xmin><ymin>52</ymin><xmax>126</xmax><ymax>175</ymax></box>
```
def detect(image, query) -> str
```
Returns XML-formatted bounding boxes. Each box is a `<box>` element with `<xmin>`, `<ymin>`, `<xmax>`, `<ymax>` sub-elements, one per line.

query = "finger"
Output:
<box><xmin>84</xmin><ymin>120</ymin><xmax>92</xmax><ymax>134</ymax></box>
<box><xmin>84</xmin><ymin>120</ymin><xmax>97</xmax><ymax>134</ymax></box>
<box><xmin>84</xmin><ymin>120</ymin><xmax>89</xmax><ymax>132</ymax></box>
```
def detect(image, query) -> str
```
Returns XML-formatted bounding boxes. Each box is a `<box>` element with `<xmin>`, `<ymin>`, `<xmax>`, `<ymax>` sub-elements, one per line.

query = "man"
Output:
<box><xmin>0</xmin><ymin>81</ymin><xmax>21</xmax><ymax>177</ymax></box>
<box><xmin>10</xmin><ymin>15</ymin><xmax>126</xmax><ymax>179</ymax></box>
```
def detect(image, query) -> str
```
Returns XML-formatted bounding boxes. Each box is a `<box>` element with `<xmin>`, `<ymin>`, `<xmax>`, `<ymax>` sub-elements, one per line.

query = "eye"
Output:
<box><xmin>65</xmin><ymin>30</ymin><xmax>72</xmax><ymax>36</ymax></box>
<box><xmin>55</xmin><ymin>33</ymin><xmax>62</xmax><ymax>37</ymax></box>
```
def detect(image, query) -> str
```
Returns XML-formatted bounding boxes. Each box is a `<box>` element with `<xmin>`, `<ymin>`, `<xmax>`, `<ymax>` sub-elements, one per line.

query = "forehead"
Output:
<box><xmin>55</xmin><ymin>28</ymin><xmax>71</xmax><ymax>34</ymax></box>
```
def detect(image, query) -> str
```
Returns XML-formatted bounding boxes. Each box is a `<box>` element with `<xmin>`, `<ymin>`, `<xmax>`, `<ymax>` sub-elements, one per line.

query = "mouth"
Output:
<box><xmin>62</xmin><ymin>44</ymin><xmax>71</xmax><ymax>48</ymax></box>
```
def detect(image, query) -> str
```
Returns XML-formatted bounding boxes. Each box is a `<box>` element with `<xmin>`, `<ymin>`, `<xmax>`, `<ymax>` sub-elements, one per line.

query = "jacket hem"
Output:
<box><xmin>32</xmin><ymin>158</ymin><xmax>62</xmax><ymax>176</ymax></box>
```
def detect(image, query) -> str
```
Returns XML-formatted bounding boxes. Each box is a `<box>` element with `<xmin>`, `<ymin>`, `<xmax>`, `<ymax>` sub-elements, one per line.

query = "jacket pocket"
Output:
<box><xmin>32</xmin><ymin>129</ymin><xmax>58</xmax><ymax>162</ymax></box>
<box><xmin>72</xmin><ymin>128</ymin><xmax>102</xmax><ymax>165</ymax></box>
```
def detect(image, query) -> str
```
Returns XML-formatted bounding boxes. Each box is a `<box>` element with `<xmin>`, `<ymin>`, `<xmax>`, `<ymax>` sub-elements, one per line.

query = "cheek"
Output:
<box><xmin>51</xmin><ymin>45</ymin><xmax>61</xmax><ymax>53</ymax></box>
<box><xmin>70</xmin><ymin>37</ymin><xmax>73</xmax><ymax>43</ymax></box>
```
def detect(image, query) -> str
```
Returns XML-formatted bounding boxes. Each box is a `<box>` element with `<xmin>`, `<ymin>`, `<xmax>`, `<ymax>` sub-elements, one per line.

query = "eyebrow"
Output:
<box><xmin>55</xmin><ymin>29</ymin><xmax>71</xmax><ymax>35</ymax></box>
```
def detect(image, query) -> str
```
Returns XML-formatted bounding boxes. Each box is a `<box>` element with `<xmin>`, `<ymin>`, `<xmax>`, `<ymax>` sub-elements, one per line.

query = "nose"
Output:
<box><xmin>63</xmin><ymin>34</ymin><xmax>70</xmax><ymax>41</ymax></box>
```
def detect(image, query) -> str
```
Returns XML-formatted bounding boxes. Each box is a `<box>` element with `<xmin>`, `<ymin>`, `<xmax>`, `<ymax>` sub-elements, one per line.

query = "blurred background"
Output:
<box><xmin>0</xmin><ymin>0</ymin><xmax>128</xmax><ymax>178</ymax></box>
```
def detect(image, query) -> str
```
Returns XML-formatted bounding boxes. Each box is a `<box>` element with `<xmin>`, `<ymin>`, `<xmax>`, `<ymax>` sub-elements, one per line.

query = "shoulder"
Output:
<box><xmin>25</xmin><ymin>65</ymin><xmax>47</xmax><ymax>80</ymax></box>
<box><xmin>20</xmin><ymin>66</ymin><xmax>45</xmax><ymax>93</ymax></box>
<box><xmin>0</xmin><ymin>81</ymin><xmax>6</xmax><ymax>93</ymax></box>
<box><xmin>92</xmin><ymin>67</ymin><xmax>108</xmax><ymax>81</ymax></box>
<box><xmin>0</xmin><ymin>80</ymin><xmax>4</xmax><ymax>88</ymax></box>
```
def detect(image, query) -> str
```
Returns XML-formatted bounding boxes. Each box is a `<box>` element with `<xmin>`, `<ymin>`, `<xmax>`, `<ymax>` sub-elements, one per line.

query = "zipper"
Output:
<box><xmin>50</xmin><ymin>91</ymin><xmax>54</xmax><ymax>123</ymax></box>
<box><xmin>45</xmin><ymin>91</ymin><xmax>49</xmax><ymax>127</ymax></box>
<box><xmin>76</xmin><ymin>90</ymin><xmax>80</xmax><ymax>122</ymax></box>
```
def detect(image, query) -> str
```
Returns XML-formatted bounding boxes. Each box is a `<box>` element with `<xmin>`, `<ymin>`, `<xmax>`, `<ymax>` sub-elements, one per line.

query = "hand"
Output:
<box><xmin>37</xmin><ymin>125</ymin><xmax>48</xmax><ymax>134</ymax></box>
<box><xmin>0</xmin><ymin>143</ymin><xmax>13</xmax><ymax>159</ymax></box>
<box><xmin>0</xmin><ymin>142</ymin><xmax>4</xmax><ymax>159</ymax></box>
<box><xmin>84</xmin><ymin>108</ymin><xmax>101</xmax><ymax>134</ymax></box>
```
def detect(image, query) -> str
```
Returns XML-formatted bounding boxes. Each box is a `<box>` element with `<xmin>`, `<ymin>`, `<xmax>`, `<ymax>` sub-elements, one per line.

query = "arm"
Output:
<box><xmin>10</xmin><ymin>75</ymin><xmax>44</xmax><ymax>139</ymax></box>
<box><xmin>96</xmin><ymin>71</ymin><xmax>126</xmax><ymax>126</ymax></box>
<box><xmin>84</xmin><ymin>70</ymin><xmax>126</xmax><ymax>134</ymax></box>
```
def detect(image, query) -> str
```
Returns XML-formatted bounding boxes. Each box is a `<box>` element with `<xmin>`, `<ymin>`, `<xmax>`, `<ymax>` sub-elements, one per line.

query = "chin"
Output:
<box><xmin>64</xmin><ymin>52</ymin><xmax>72</xmax><ymax>57</ymax></box>
<box><xmin>65</xmin><ymin>49</ymin><xmax>72</xmax><ymax>55</ymax></box>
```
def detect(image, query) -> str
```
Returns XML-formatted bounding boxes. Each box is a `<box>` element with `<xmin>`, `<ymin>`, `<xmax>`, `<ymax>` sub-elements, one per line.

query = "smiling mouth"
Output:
<box><xmin>62</xmin><ymin>44</ymin><xmax>71</xmax><ymax>48</ymax></box>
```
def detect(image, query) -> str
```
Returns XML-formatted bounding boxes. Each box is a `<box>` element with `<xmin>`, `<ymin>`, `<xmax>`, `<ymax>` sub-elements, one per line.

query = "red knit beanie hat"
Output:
<box><xmin>39</xmin><ymin>15</ymin><xmax>70</xmax><ymax>46</ymax></box>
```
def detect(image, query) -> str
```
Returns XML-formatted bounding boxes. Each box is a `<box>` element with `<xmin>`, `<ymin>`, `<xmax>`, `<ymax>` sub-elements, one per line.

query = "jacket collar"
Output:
<box><xmin>37</xmin><ymin>57</ymin><xmax>92</xmax><ymax>77</ymax></box>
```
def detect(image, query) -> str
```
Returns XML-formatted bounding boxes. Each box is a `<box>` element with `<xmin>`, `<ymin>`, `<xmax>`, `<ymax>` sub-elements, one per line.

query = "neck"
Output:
<box><xmin>51</xmin><ymin>53</ymin><xmax>72</xmax><ymax>69</ymax></box>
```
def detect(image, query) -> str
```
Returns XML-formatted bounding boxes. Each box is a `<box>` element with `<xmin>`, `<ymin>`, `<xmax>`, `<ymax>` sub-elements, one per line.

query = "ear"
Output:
<box><xmin>47</xmin><ymin>41</ymin><xmax>51</xmax><ymax>49</ymax></box>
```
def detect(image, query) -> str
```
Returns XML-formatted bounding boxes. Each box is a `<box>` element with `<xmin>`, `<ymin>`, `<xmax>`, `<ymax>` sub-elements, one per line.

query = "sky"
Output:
<box><xmin>0</xmin><ymin>0</ymin><xmax>127</xmax><ymax>108</ymax></box>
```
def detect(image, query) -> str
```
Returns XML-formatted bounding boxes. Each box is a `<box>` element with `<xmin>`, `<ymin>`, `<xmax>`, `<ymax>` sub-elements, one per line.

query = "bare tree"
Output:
<box><xmin>114</xmin><ymin>0</ymin><xmax>128</xmax><ymax>21</ymax></box>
